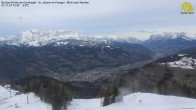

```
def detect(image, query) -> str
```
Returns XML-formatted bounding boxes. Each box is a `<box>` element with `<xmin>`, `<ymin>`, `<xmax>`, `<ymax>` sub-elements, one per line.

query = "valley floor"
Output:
<box><xmin>1</xmin><ymin>85</ymin><xmax>196</xmax><ymax>110</ymax></box>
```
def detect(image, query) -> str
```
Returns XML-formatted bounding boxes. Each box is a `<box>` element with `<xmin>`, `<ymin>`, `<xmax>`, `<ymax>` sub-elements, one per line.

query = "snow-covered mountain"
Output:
<box><xmin>143</xmin><ymin>32</ymin><xmax>196</xmax><ymax>54</ymax></box>
<box><xmin>149</xmin><ymin>32</ymin><xmax>196</xmax><ymax>41</ymax></box>
<box><xmin>0</xmin><ymin>29</ymin><xmax>140</xmax><ymax>46</ymax></box>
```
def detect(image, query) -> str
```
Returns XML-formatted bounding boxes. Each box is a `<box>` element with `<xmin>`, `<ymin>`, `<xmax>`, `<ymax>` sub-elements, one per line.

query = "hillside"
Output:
<box><xmin>0</xmin><ymin>43</ymin><xmax>153</xmax><ymax>83</ymax></box>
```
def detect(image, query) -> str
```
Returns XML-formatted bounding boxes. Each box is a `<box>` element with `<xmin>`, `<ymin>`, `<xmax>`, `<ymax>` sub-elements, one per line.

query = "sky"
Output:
<box><xmin>0</xmin><ymin>0</ymin><xmax>196</xmax><ymax>40</ymax></box>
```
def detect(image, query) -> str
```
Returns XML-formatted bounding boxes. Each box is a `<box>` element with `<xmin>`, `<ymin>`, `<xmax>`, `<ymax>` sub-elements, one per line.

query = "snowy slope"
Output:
<box><xmin>68</xmin><ymin>93</ymin><xmax>196</xmax><ymax>110</ymax></box>
<box><xmin>167</xmin><ymin>57</ymin><xmax>196</xmax><ymax>69</ymax></box>
<box><xmin>1</xmin><ymin>85</ymin><xmax>196</xmax><ymax>110</ymax></box>
<box><xmin>68</xmin><ymin>98</ymin><xmax>102</xmax><ymax>110</ymax></box>
<box><xmin>0</xmin><ymin>29</ymin><xmax>140</xmax><ymax>46</ymax></box>
<box><xmin>161</xmin><ymin>55</ymin><xmax>196</xmax><ymax>69</ymax></box>
<box><xmin>0</xmin><ymin>85</ymin><xmax>52</xmax><ymax>110</ymax></box>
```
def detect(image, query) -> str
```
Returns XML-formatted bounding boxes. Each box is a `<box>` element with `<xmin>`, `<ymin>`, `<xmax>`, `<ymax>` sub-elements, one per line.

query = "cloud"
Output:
<box><xmin>0</xmin><ymin>0</ymin><xmax>196</xmax><ymax>39</ymax></box>
<box><xmin>137</xmin><ymin>30</ymin><xmax>148</xmax><ymax>33</ymax></box>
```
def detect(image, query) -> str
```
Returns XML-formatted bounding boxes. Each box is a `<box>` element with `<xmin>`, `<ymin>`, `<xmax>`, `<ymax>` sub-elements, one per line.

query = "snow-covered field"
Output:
<box><xmin>0</xmin><ymin>85</ymin><xmax>52</xmax><ymax>110</ymax></box>
<box><xmin>1</xmin><ymin>85</ymin><xmax>196</xmax><ymax>110</ymax></box>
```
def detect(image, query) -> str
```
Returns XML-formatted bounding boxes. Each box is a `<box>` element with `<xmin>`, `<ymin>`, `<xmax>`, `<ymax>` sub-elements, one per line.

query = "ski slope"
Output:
<box><xmin>0</xmin><ymin>85</ymin><xmax>52</xmax><ymax>110</ymax></box>
<box><xmin>1</xmin><ymin>85</ymin><xmax>196</xmax><ymax>110</ymax></box>
<box><xmin>68</xmin><ymin>93</ymin><xmax>196</xmax><ymax>110</ymax></box>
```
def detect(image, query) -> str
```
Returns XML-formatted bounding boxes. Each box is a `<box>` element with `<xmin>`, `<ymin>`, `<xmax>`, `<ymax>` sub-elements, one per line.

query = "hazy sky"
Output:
<box><xmin>0</xmin><ymin>0</ymin><xmax>196</xmax><ymax>40</ymax></box>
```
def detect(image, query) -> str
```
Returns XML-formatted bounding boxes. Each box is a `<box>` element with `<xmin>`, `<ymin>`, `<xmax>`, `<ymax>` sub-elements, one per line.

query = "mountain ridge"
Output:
<box><xmin>0</xmin><ymin>29</ymin><xmax>141</xmax><ymax>46</ymax></box>
<box><xmin>1</xmin><ymin>30</ymin><xmax>196</xmax><ymax>54</ymax></box>
<box><xmin>143</xmin><ymin>32</ymin><xmax>196</xmax><ymax>54</ymax></box>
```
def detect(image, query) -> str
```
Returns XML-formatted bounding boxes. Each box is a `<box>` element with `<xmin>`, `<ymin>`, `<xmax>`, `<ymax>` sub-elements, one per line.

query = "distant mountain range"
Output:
<box><xmin>0</xmin><ymin>29</ymin><xmax>140</xmax><ymax>46</ymax></box>
<box><xmin>1</xmin><ymin>30</ymin><xmax>196</xmax><ymax>82</ymax></box>
<box><xmin>1</xmin><ymin>30</ymin><xmax>196</xmax><ymax>55</ymax></box>
<box><xmin>143</xmin><ymin>32</ymin><xmax>196</xmax><ymax>54</ymax></box>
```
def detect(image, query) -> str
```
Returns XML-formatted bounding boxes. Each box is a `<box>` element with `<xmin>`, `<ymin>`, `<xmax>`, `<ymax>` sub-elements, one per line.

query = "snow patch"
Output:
<box><xmin>178</xmin><ymin>54</ymin><xmax>187</xmax><ymax>57</ymax></box>
<box><xmin>166</xmin><ymin>57</ymin><xmax>196</xmax><ymax>69</ymax></box>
